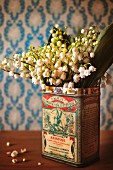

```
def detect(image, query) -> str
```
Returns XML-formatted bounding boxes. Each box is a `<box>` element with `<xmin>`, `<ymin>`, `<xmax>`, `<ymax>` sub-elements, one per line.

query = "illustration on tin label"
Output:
<box><xmin>42</xmin><ymin>95</ymin><xmax>79</xmax><ymax>136</ymax></box>
<box><xmin>43</xmin><ymin>108</ymin><xmax>76</xmax><ymax>135</ymax></box>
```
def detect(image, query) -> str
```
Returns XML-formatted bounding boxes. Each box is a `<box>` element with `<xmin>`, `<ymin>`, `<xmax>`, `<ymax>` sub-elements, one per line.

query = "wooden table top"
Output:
<box><xmin>0</xmin><ymin>130</ymin><xmax>113</xmax><ymax>170</ymax></box>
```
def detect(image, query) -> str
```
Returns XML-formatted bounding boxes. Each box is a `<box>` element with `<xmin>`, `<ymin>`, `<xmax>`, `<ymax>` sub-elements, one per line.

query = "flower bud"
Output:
<box><xmin>73</xmin><ymin>74</ymin><xmax>80</xmax><ymax>83</ymax></box>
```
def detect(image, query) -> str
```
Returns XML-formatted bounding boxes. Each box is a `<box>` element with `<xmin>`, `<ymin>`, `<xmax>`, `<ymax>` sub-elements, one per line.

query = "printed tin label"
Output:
<box><xmin>42</xmin><ymin>91</ymin><xmax>100</xmax><ymax>166</ymax></box>
<box><xmin>42</xmin><ymin>94</ymin><xmax>80</xmax><ymax>163</ymax></box>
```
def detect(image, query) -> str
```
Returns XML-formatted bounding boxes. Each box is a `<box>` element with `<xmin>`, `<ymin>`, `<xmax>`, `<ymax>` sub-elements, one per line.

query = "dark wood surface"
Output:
<box><xmin>0</xmin><ymin>130</ymin><xmax>113</xmax><ymax>170</ymax></box>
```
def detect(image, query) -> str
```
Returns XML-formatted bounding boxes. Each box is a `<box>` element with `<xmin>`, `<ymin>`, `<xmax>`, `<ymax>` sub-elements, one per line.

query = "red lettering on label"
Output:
<box><xmin>51</xmin><ymin>136</ymin><xmax>65</xmax><ymax>142</ymax></box>
<box><xmin>70</xmin><ymin>137</ymin><xmax>74</xmax><ymax>141</ymax></box>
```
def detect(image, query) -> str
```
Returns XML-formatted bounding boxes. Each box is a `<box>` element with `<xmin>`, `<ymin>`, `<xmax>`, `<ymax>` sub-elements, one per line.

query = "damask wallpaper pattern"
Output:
<box><xmin>0</xmin><ymin>0</ymin><xmax>113</xmax><ymax>130</ymax></box>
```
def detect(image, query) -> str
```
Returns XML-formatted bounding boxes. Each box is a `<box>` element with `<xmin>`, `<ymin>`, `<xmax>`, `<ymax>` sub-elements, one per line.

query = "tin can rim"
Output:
<box><xmin>42</xmin><ymin>86</ymin><xmax>100</xmax><ymax>96</ymax></box>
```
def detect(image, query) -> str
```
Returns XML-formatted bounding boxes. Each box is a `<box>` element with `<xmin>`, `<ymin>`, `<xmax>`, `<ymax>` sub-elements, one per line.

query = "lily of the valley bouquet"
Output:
<box><xmin>0</xmin><ymin>23</ymin><xmax>113</xmax><ymax>93</ymax></box>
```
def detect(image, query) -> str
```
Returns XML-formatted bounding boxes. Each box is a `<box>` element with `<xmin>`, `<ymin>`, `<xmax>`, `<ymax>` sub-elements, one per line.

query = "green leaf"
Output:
<box><xmin>81</xmin><ymin>23</ymin><xmax>113</xmax><ymax>88</ymax></box>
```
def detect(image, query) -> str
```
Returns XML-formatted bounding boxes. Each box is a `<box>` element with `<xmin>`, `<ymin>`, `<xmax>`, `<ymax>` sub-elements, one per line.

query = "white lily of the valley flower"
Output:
<box><xmin>1</xmin><ymin>61</ymin><xmax>4</xmax><ymax>65</ymax></box>
<box><xmin>4</xmin><ymin>65</ymin><xmax>9</xmax><ymax>71</ymax></box>
<box><xmin>72</xmin><ymin>47</ymin><xmax>78</xmax><ymax>53</ymax></box>
<box><xmin>78</xmin><ymin>54</ymin><xmax>83</xmax><ymax>61</ymax></box>
<box><xmin>87</xmin><ymin>46</ymin><xmax>92</xmax><ymax>52</ymax></box>
<box><xmin>47</xmin><ymin>44</ymin><xmax>51</xmax><ymax>49</ymax></box>
<box><xmin>9</xmin><ymin>71</ymin><xmax>14</xmax><ymax>77</ymax></box>
<box><xmin>51</xmin><ymin>38</ymin><xmax>55</xmax><ymax>43</ymax></box>
<box><xmin>20</xmin><ymin>72</ymin><xmax>26</xmax><ymax>78</ymax></box>
<box><xmin>37</xmin><ymin>67</ymin><xmax>42</xmax><ymax>74</ymax></box>
<box><xmin>44</xmin><ymin>58</ymin><xmax>50</xmax><ymax>64</ymax></box>
<box><xmin>69</xmin><ymin>61</ymin><xmax>74</xmax><ymax>67</ymax></box>
<box><xmin>50</xmin><ymin>29</ymin><xmax>54</xmax><ymax>34</ymax></box>
<box><xmin>56</xmin><ymin>51</ymin><xmax>60</xmax><ymax>55</ymax></box>
<box><xmin>3</xmin><ymin>58</ymin><xmax>8</xmax><ymax>64</ymax></box>
<box><xmin>37</xmin><ymin>75</ymin><xmax>41</xmax><ymax>80</ymax></box>
<box><xmin>57</xmin><ymin>41</ymin><xmax>62</xmax><ymax>47</ymax></box>
<box><xmin>52</xmin><ymin>47</ymin><xmax>56</xmax><ymax>52</ymax></box>
<box><xmin>73</xmin><ymin>74</ymin><xmax>80</xmax><ymax>83</ymax></box>
<box><xmin>68</xmin><ymin>82</ymin><xmax>74</xmax><ymax>88</ymax></box>
<box><xmin>71</xmin><ymin>65</ymin><xmax>78</xmax><ymax>72</ymax></box>
<box><xmin>72</xmin><ymin>56</ymin><xmax>78</xmax><ymax>63</ymax></box>
<box><xmin>36</xmin><ymin>59</ymin><xmax>43</xmax><ymax>66</ymax></box>
<box><xmin>81</xmin><ymin>29</ymin><xmax>85</xmax><ymax>34</ymax></box>
<box><xmin>43</xmin><ymin>71</ymin><xmax>50</xmax><ymax>77</ymax></box>
<box><xmin>83</xmin><ymin>57</ymin><xmax>90</xmax><ymax>63</ymax></box>
<box><xmin>32</xmin><ymin>77</ymin><xmax>39</xmax><ymax>84</ymax></box>
<box><xmin>52</xmin><ymin>57</ymin><xmax>55</xmax><ymax>62</ymax></box>
<box><xmin>55</xmin><ymin>24</ymin><xmax>59</xmax><ymax>28</ymax></box>
<box><xmin>84</xmin><ymin>69</ymin><xmax>91</xmax><ymax>76</ymax></box>
<box><xmin>11</xmin><ymin>67</ymin><xmax>16</xmax><ymax>72</ymax></box>
<box><xmin>14</xmin><ymin>74</ymin><xmax>20</xmax><ymax>79</ymax></box>
<box><xmin>46</xmin><ymin>53</ymin><xmax>51</xmax><ymax>58</ymax></box>
<box><xmin>40</xmin><ymin>79</ymin><xmax>44</xmax><ymax>85</ymax></box>
<box><xmin>63</xmin><ymin>65</ymin><xmax>68</xmax><ymax>72</ymax></box>
<box><xmin>45</xmin><ymin>68</ymin><xmax>49</xmax><ymax>73</ymax></box>
<box><xmin>29</xmin><ymin>66</ymin><xmax>34</xmax><ymax>72</ymax></box>
<box><xmin>22</xmin><ymin>52</ymin><xmax>26</xmax><ymax>57</ymax></box>
<box><xmin>60</xmin><ymin>72</ymin><xmax>66</xmax><ymax>80</ymax></box>
<box><xmin>58</xmin><ymin>67</ymin><xmax>63</xmax><ymax>73</ymax></box>
<box><xmin>7</xmin><ymin>62</ymin><xmax>12</xmax><ymax>67</ymax></box>
<box><xmin>89</xmin><ymin>66</ymin><xmax>96</xmax><ymax>72</ymax></box>
<box><xmin>14</xmin><ymin>54</ymin><xmax>20</xmax><ymax>60</ymax></box>
<box><xmin>42</xmin><ymin>66</ymin><xmax>46</xmax><ymax>71</ymax></box>
<box><xmin>81</xmin><ymin>47</ymin><xmax>86</xmax><ymax>52</ymax></box>
<box><xmin>60</xmin><ymin>52</ymin><xmax>65</xmax><ymax>59</ymax></box>
<box><xmin>49</xmin><ymin>78</ymin><xmax>55</xmax><ymax>85</ymax></box>
<box><xmin>78</xmin><ymin>66</ymin><xmax>85</xmax><ymax>73</ymax></box>
<box><xmin>41</xmin><ymin>84</ymin><xmax>46</xmax><ymax>90</ymax></box>
<box><xmin>72</xmin><ymin>51</ymin><xmax>78</xmax><ymax>57</ymax></box>
<box><xmin>52</xmin><ymin>70</ymin><xmax>58</xmax><ymax>78</ymax></box>
<box><xmin>59</xmin><ymin>35</ymin><xmax>63</xmax><ymax>39</ymax></box>
<box><xmin>56</xmin><ymin>79</ymin><xmax>62</xmax><ymax>85</ymax></box>
<box><xmin>14</xmin><ymin>61</ymin><xmax>21</xmax><ymax>68</ymax></box>
<box><xmin>55</xmin><ymin>61</ymin><xmax>61</xmax><ymax>69</ymax></box>
<box><xmin>63</xmin><ymin>58</ymin><xmax>68</xmax><ymax>64</ymax></box>
<box><xmin>82</xmin><ymin>36</ymin><xmax>86</xmax><ymax>42</ymax></box>
<box><xmin>31</xmin><ymin>71</ymin><xmax>36</xmax><ymax>77</ymax></box>
<box><xmin>63</xmin><ymin>83</ymin><xmax>68</xmax><ymax>88</ymax></box>
<box><xmin>28</xmin><ymin>57</ymin><xmax>33</xmax><ymax>62</ymax></box>
<box><xmin>80</xmin><ymin>72</ymin><xmax>86</xmax><ymax>78</ymax></box>
<box><xmin>90</xmin><ymin>52</ymin><xmax>95</xmax><ymax>58</ymax></box>
<box><xmin>26</xmin><ymin>73</ymin><xmax>31</xmax><ymax>78</ymax></box>
<box><xmin>84</xmin><ymin>41</ymin><xmax>88</xmax><ymax>47</ymax></box>
<box><xmin>84</xmin><ymin>52</ymin><xmax>88</xmax><ymax>57</ymax></box>
<box><xmin>20</xmin><ymin>57</ymin><xmax>24</xmax><ymax>62</ymax></box>
<box><xmin>61</xmin><ymin>44</ymin><xmax>65</xmax><ymax>49</ymax></box>
<box><xmin>52</xmin><ymin>33</ymin><xmax>56</xmax><ymax>37</ymax></box>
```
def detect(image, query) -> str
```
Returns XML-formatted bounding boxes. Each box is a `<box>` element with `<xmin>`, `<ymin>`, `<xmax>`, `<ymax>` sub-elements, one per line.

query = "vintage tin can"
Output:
<box><xmin>42</xmin><ymin>87</ymin><xmax>100</xmax><ymax>167</ymax></box>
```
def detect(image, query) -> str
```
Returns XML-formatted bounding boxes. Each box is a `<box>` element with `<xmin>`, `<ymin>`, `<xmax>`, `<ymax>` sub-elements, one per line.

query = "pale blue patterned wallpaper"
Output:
<box><xmin>0</xmin><ymin>0</ymin><xmax>113</xmax><ymax>130</ymax></box>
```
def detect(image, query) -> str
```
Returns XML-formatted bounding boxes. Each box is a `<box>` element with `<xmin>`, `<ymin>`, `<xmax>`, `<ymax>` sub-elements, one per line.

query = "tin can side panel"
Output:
<box><xmin>81</xmin><ymin>94</ymin><xmax>100</xmax><ymax>163</ymax></box>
